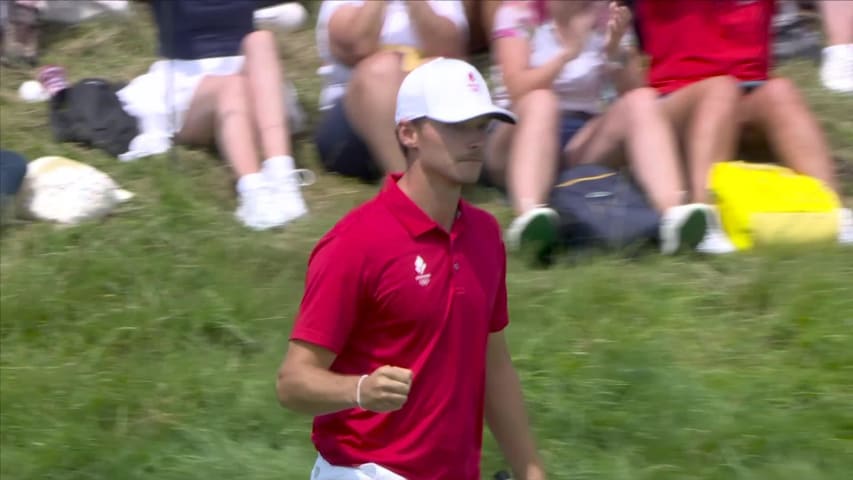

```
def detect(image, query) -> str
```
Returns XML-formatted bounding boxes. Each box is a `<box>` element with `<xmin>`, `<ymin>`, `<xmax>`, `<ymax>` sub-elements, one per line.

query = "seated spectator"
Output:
<box><xmin>314</xmin><ymin>0</ymin><xmax>468</xmax><ymax>181</ymax></box>
<box><xmin>118</xmin><ymin>0</ymin><xmax>310</xmax><ymax>231</ymax></box>
<box><xmin>633</xmin><ymin>0</ymin><xmax>851</xmax><ymax>247</ymax></box>
<box><xmin>818</xmin><ymin>0</ymin><xmax>853</xmax><ymax>93</ymax></box>
<box><xmin>486</xmin><ymin>1</ymin><xmax>720</xmax><ymax>257</ymax></box>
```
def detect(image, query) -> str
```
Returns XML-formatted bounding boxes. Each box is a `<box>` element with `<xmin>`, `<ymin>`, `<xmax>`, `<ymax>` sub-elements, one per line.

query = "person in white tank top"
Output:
<box><xmin>486</xmin><ymin>0</ymin><xmax>724</xmax><ymax>258</ymax></box>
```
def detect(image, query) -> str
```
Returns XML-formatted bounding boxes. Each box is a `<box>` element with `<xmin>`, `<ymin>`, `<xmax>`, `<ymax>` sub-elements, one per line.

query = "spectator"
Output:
<box><xmin>818</xmin><ymin>0</ymin><xmax>853</xmax><ymax>93</ymax></box>
<box><xmin>633</xmin><ymin>0</ymin><xmax>851</xmax><ymax>248</ymax></box>
<box><xmin>314</xmin><ymin>0</ymin><xmax>468</xmax><ymax>181</ymax></box>
<box><xmin>118</xmin><ymin>0</ymin><xmax>310</xmax><ymax>231</ymax></box>
<box><xmin>277</xmin><ymin>58</ymin><xmax>546</xmax><ymax>480</ymax></box>
<box><xmin>486</xmin><ymin>1</ymin><xmax>719</xmax><ymax>257</ymax></box>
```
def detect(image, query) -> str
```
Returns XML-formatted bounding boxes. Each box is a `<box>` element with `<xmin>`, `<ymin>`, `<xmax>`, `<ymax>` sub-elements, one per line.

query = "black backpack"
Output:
<box><xmin>49</xmin><ymin>78</ymin><xmax>139</xmax><ymax>157</ymax></box>
<box><xmin>551</xmin><ymin>164</ymin><xmax>661</xmax><ymax>251</ymax></box>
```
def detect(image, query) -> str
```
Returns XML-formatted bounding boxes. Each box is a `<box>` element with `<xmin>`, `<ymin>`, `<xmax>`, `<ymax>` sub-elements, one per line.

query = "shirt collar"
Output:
<box><xmin>378</xmin><ymin>173</ymin><xmax>468</xmax><ymax>238</ymax></box>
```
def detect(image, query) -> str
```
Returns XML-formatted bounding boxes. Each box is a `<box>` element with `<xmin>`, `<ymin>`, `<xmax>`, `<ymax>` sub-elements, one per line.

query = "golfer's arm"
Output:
<box><xmin>276</xmin><ymin>340</ymin><xmax>360</xmax><ymax>416</ymax></box>
<box><xmin>485</xmin><ymin>331</ymin><xmax>546</xmax><ymax>480</ymax></box>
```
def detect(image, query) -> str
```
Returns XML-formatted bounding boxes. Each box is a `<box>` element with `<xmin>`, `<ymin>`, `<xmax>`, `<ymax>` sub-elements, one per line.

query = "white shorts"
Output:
<box><xmin>311</xmin><ymin>454</ymin><xmax>406</xmax><ymax>480</ymax></box>
<box><xmin>116</xmin><ymin>56</ymin><xmax>244</xmax><ymax>161</ymax></box>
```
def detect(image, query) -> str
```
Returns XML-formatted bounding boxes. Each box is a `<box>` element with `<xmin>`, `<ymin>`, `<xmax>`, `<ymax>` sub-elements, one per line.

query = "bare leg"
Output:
<box><xmin>486</xmin><ymin>89</ymin><xmax>561</xmax><ymax>215</ymax></box>
<box><xmin>177</xmin><ymin>75</ymin><xmax>261</xmax><ymax>178</ymax></box>
<box><xmin>241</xmin><ymin>30</ymin><xmax>292</xmax><ymax>159</ymax></box>
<box><xmin>739</xmin><ymin>77</ymin><xmax>839</xmax><ymax>192</ymax></box>
<box><xmin>658</xmin><ymin>76</ymin><xmax>741</xmax><ymax>203</ymax></box>
<box><xmin>484</xmin><ymin>121</ymin><xmax>512</xmax><ymax>189</ymax></box>
<box><xmin>492</xmin><ymin>89</ymin><xmax>561</xmax><ymax>258</ymax></box>
<box><xmin>343</xmin><ymin>51</ymin><xmax>408</xmax><ymax>174</ymax></box>
<box><xmin>566</xmin><ymin>88</ymin><xmax>685</xmax><ymax>212</ymax></box>
<box><xmin>819</xmin><ymin>0</ymin><xmax>853</xmax><ymax>45</ymax></box>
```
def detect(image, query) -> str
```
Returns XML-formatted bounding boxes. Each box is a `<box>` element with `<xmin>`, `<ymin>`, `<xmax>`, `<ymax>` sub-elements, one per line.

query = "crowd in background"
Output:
<box><xmin>1</xmin><ymin>0</ymin><xmax>852</xmax><ymax>254</ymax></box>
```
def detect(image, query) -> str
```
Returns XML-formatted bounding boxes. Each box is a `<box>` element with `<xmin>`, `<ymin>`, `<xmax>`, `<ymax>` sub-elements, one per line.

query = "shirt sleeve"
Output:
<box><xmin>290</xmin><ymin>232</ymin><xmax>367</xmax><ymax>354</ymax></box>
<box><xmin>427</xmin><ymin>0</ymin><xmax>469</xmax><ymax>33</ymax></box>
<box><xmin>491</xmin><ymin>2</ymin><xmax>536</xmax><ymax>41</ymax></box>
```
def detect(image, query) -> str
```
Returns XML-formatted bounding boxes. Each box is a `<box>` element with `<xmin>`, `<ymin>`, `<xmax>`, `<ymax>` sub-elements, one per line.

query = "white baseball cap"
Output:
<box><xmin>395</xmin><ymin>58</ymin><xmax>516</xmax><ymax>125</ymax></box>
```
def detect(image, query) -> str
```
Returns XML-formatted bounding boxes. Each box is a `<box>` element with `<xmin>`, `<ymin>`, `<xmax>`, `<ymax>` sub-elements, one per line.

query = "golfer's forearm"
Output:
<box><xmin>485</xmin><ymin>364</ymin><xmax>545</xmax><ymax>479</ymax></box>
<box><xmin>276</xmin><ymin>367</ymin><xmax>359</xmax><ymax>416</ymax></box>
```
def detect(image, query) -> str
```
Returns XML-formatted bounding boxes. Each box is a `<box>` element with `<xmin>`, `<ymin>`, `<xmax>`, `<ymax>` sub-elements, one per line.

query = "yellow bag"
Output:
<box><xmin>709</xmin><ymin>161</ymin><xmax>840</xmax><ymax>250</ymax></box>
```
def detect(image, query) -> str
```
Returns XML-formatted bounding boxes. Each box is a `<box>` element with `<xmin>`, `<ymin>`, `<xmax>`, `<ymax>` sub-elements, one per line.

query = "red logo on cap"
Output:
<box><xmin>467</xmin><ymin>71</ymin><xmax>480</xmax><ymax>92</ymax></box>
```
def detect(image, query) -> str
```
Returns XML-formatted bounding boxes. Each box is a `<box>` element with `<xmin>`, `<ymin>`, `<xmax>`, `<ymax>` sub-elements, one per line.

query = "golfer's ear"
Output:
<box><xmin>396</xmin><ymin>120</ymin><xmax>419</xmax><ymax>150</ymax></box>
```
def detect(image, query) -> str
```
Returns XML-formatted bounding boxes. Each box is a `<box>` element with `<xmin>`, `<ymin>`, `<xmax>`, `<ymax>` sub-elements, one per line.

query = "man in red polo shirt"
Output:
<box><xmin>276</xmin><ymin>58</ymin><xmax>547</xmax><ymax>480</ymax></box>
<box><xmin>632</xmin><ymin>0</ymin><xmax>850</xmax><ymax>248</ymax></box>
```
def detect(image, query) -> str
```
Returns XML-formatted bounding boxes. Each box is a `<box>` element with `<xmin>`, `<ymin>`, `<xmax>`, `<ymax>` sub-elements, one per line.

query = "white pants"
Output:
<box><xmin>311</xmin><ymin>454</ymin><xmax>406</xmax><ymax>480</ymax></box>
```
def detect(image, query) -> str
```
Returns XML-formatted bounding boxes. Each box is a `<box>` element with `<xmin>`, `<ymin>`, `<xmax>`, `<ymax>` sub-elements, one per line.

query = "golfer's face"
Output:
<box><xmin>419</xmin><ymin>118</ymin><xmax>491</xmax><ymax>184</ymax></box>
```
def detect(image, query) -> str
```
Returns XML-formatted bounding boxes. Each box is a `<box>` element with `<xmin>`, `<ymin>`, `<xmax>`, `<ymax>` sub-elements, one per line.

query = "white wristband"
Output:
<box><xmin>355</xmin><ymin>374</ymin><xmax>369</xmax><ymax>410</ymax></box>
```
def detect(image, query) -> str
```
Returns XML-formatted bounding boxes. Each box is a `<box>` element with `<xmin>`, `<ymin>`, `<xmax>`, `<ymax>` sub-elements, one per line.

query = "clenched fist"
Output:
<box><xmin>358</xmin><ymin>366</ymin><xmax>413</xmax><ymax>412</ymax></box>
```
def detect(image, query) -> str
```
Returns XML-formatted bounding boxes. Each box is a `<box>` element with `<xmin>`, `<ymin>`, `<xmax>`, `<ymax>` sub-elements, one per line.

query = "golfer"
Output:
<box><xmin>276</xmin><ymin>58</ymin><xmax>546</xmax><ymax>480</ymax></box>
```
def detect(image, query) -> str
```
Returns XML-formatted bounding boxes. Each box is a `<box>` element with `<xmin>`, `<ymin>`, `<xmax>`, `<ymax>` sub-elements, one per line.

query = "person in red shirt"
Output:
<box><xmin>633</xmin><ymin>0</ymin><xmax>846</xmax><ymax>249</ymax></box>
<box><xmin>276</xmin><ymin>58</ymin><xmax>546</xmax><ymax>480</ymax></box>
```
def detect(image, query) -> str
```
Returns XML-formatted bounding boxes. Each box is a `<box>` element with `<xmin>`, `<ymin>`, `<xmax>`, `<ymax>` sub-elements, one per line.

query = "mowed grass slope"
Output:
<box><xmin>2</xmin><ymin>7</ymin><xmax>852</xmax><ymax>480</ymax></box>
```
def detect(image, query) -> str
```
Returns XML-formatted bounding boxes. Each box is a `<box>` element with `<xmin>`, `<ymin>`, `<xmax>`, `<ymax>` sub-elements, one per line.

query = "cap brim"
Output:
<box><xmin>428</xmin><ymin>105</ymin><xmax>517</xmax><ymax>125</ymax></box>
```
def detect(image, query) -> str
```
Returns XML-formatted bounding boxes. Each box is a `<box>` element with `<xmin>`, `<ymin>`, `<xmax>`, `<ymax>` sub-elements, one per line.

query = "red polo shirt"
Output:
<box><xmin>290</xmin><ymin>174</ymin><xmax>509</xmax><ymax>479</ymax></box>
<box><xmin>634</xmin><ymin>0</ymin><xmax>774</xmax><ymax>94</ymax></box>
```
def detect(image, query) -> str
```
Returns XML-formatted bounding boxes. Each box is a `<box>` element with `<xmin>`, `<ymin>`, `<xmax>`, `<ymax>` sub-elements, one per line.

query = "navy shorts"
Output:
<box><xmin>740</xmin><ymin>80</ymin><xmax>767</xmax><ymax>93</ymax></box>
<box><xmin>313</xmin><ymin>98</ymin><xmax>380</xmax><ymax>182</ymax></box>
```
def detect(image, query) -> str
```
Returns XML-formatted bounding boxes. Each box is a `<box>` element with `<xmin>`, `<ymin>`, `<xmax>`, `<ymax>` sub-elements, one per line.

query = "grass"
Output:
<box><xmin>2</xmin><ymin>6</ymin><xmax>853</xmax><ymax>479</ymax></box>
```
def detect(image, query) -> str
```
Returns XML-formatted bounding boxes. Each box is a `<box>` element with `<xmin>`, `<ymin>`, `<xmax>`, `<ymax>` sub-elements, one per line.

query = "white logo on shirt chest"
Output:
<box><xmin>414</xmin><ymin>255</ymin><xmax>431</xmax><ymax>287</ymax></box>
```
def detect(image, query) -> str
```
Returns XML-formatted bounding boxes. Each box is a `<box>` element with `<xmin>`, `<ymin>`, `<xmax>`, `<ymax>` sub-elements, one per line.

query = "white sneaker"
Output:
<box><xmin>253</xmin><ymin>2</ymin><xmax>309</xmax><ymax>33</ymax></box>
<box><xmin>820</xmin><ymin>45</ymin><xmax>853</xmax><ymax>94</ymax></box>
<box><xmin>505</xmin><ymin>207</ymin><xmax>559</xmax><ymax>252</ymax></box>
<box><xmin>839</xmin><ymin>208</ymin><xmax>853</xmax><ymax>245</ymax></box>
<box><xmin>696</xmin><ymin>209</ymin><xmax>737</xmax><ymax>254</ymax></box>
<box><xmin>659</xmin><ymin>204</ymin><xmax>709</xmax><ymax>255</ymax></box>
<box><xmin>263</xmin><ymin>156</ymin><xmax>315</xmax><ymax>226</ymax></box>
<box><xmin>235</xmin><ymin>179</ymin><xmax>278</xmax><ymax>231</ymax></box>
